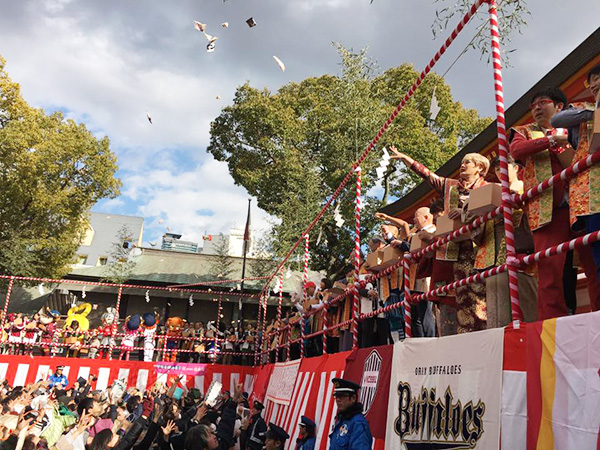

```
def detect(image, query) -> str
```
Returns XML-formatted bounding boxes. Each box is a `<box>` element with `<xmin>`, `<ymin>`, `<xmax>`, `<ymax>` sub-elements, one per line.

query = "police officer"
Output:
<box><xmin>329</xmin><ymin>378</ymin><xmax>372</xmax><ymax>450</ymax></box>
<box><xmin>296</xmin><ymin>416</ymin><xmax>316</xmax><ymax>450</ymax></box>
<box><xmin>48</xmin><ymin>366</ymin><xmax>68</xmax><ymax>389</ymax></box>
<box><xmin>265</xmin><ymin>423</ymin><xmax>290</xmax><ymax>450</ymax></box>
<box><xmin>245</xmin><ymin>400</ymin><xmax>267</xmax><ymax>450</ymax></box>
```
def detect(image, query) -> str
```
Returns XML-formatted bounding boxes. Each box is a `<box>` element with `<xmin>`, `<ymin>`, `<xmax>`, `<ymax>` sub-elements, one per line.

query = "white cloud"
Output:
<box><xmin>120</xmin><ymin>158</ymin><xmax>274</xmax><ymax>244</ymax></box>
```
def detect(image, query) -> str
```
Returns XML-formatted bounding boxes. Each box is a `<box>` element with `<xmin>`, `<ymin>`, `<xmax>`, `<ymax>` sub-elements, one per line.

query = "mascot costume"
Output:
<box><xmin>22</xmin><ymin>313</ymin><xmax>40</xmax><ymax>356</ymax></box>
<box><xmin>141</xmin><ymin>312</ymin><xmax>158</xmax><ymax>362</ymax></box>
<box><xmin>120</xmin><ymin>314</ymin><xmax>140</xmax><ymax>360</ymax></box>
<box><xmin>63</xmin><ymin>303</ymin><xmax>92</xmax><ymax>357</ymax></box>
<box><xmin>7</xmin><ymin>313</ymin><xmax>25</xmax><ymax>354</ymax></box>
<box><xmin>39</xmin><ymin>308</ymin><xmax>60</xmax><ymax>356</ymax></box>
<box><xmin>95</xmin><ymin>307</ymin><xmax>118</xmax><ymax>359</ymax></box>
<box><xmin>165</xmin><ymin>317</ymin><xmax>184</xmax><ymax>362</ymax></box>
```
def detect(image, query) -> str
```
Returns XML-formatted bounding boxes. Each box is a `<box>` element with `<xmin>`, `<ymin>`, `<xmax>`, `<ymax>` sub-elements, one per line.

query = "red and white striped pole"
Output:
<box><xmin>214</xmin><ymin>295</ymin><xmax>222</xmax><ymax>364</ymax></box>
<box><xmin>402</xmin><ymin>257</ymin><xmax>412</xmax><ymax>338</ymax></box>
<box><xmin>108</xmin><ymin>287</ymin><xmax>123</xmax><ymax>361</ymax></box>
<box><xmin>276</xmin><ymin>267</ymin><xmax>284</xmax><ymax>362</ymax></box>
<box><xmin>487</xmin><ymin>0</ymin><xmax>522</xmax><ymax>323</ymax></box>
<box><xmin>351</xmin><ymin>166</ymin><xmax>362</xmax><ymax>350</ymax></box>
<box><xmin>0</xmin><ymin>276</ymin><xmax>15</xmax><ymax>330</ymax></box>
<box><xmin>261</xmin><ymin>291</ymin><xmax>268</xmax><ymax>364</ymax></box>
<box><xmin>254</xmin><ymin>295</ymin><xmax>262</xmax><ymax>366</ymax></box>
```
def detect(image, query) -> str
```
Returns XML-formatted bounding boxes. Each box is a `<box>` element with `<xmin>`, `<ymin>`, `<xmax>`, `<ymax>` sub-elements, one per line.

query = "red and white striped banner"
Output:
<box><xmin>0</xmin><ymin>355</ymin><xmax>255</xmax><ymax>396</ymax></box>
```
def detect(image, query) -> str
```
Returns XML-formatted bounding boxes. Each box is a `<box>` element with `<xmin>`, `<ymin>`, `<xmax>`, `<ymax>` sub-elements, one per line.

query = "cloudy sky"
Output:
<box><xmin>1</xmin><ymin>0</ymin><xmax>598</xmax><ymax>247</ymax></box>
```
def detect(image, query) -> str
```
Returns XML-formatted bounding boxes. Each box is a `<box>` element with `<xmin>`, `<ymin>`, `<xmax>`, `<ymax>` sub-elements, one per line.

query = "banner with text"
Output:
<box><xmin>265</xmin><ymin>359</ymin><xmax>302</xmax><ymax>405</ymax></box>
<box><xmin>344</xmin><ymin>345</ymin><xmax>393</xmax><ymax>442</ymax></box>
<box><xmin>385</xmin><ymin>329</ymin><xmax>504</xmax><ymax>450</ymax></box>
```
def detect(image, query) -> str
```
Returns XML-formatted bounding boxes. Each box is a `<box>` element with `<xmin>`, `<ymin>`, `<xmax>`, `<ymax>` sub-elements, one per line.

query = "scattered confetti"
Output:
<box><xmin>273</xmin><ymin>55</ymin><xmax>286</xmax><ymax>71</ymax></box>
<box><xmin>146</xmin><ymin>112</ymin><xmax>152</xmax><ymax>124</ymax></box>
<box><xmin>221</xmin><ymin>22</ymin><xmax>229</xmax><ymax>28</ymax></box>
<box><xmin>193</xmin><ymin>21</ymin><xmax>206</xmax><ymax>32</ymax></box>
<box><xmin>246</xmin><ymin>17</ymin><xmax>257</xmax><ymax>28</ymax></box>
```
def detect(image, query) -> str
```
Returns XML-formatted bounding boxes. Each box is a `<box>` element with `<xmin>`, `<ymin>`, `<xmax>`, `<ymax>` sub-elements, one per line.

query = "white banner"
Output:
<box><xmin>265</xmin><ymin>359</ymin><xmax>301</xmax><ymax>406</ymax></box>
<box><xmin>385</xmin><ymin>328</ymin><xmax>504</xmax><ymax>450</ymax></box>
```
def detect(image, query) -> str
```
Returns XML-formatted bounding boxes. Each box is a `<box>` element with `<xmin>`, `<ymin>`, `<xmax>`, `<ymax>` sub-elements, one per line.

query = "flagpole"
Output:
<box><xmin>240</xmin><ymin>199</ymin><xmax>251</xmax><ymax>327</ymax></box>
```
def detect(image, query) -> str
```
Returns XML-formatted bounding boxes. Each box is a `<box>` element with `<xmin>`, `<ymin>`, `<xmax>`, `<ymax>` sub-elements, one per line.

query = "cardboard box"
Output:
<box><xmin>556</xmin><ymin>146</ymin><xmax>574</xmax><ymax>168</ymax></box>
<box><xmin>434</xmin><ymin>215</ymin><xmax>470</xmax><ymax>241</ymax></box>
<box><xmin>380</xmin><ymin>245</ymin><xmax>404</xmax><ymax>268</ymax></box>
<box><xmin>366</xmin><ymin>250</ymin><xmax>385</xmax><ymax>271</ymax></box>
<box><xmin>409</xmin><ymin>233</ymin><xmax>426</xmax><ymax>252</ymax></box>
<box><xmin>591</xmin><ymin>108</ymin><xmax>600</xmax><ymax>155</ymax></box>
<box><xmin>468</xmin><ymin>183</ymin><xmax>502</xmax><ymax>217</ymax></box>
<box><xmin>329</xmin><ymin>281</ymin><xmax>347</xmax><ymax>294</ymax></box>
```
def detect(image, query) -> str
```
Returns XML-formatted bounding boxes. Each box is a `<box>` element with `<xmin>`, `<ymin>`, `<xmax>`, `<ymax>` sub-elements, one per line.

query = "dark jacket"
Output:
<box><xmin>116</xmin><ymin>417</ymin><xmax>148</xmax><ymax>450</ymax></box>
<box><xmin>245</xmin><ymin>412</ymin><xmax>267</xmax><ymax>450</ymax></box>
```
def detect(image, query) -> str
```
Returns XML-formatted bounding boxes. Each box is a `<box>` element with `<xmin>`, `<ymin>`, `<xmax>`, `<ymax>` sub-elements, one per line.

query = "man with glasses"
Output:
<box><xmin>510</xmin><ymin>87</ymin><xmax>600</xmax><ymax>320</ymax></box>
<box><xmin>329</xmin><ymin>378</ymin><xmax>372</xmax><ymax>449</ymax></box>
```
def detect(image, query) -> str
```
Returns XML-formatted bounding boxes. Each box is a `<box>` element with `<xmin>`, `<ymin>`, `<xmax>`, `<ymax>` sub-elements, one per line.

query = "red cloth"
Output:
<box><xmin>532</xmin><ymin>207</ymin><xmax>600</xmax><ymax>319</ymax></box>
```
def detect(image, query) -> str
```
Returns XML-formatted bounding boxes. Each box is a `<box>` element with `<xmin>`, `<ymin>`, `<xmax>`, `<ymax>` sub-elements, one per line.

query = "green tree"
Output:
<box><xmin>208</xmin><ymin>46</ymin><xmax>490</xmax><ymax>279</ymax></box>
<box><xmin>102</xmin><ymin>225</ymin><xmax>138</xmax><ymax>284</ymax></box>
<box><xmin>209</xmin><ymin>233</ymin><xmax>235</xmax><ymax>282</ymax></box>
<box><xmin>432</xmin><ymin>0</ymin><xmax>529</xmax><ymax>65</ymax></box>
<box><xmin>0</xmin><ymin>56</ymin><xmax>121</xmax><ymax>282</ymax></box>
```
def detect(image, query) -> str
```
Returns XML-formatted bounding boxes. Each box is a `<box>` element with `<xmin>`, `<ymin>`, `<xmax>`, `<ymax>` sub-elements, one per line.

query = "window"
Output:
<box><xmin>97</xmin><ymin>257</ymin><xmax>108</xmax><ymax>266</ymax></box>
<box><xmin>75</xmin><ymin>255</ymin><xmax>88</xmax><ymax>265</ymax></box>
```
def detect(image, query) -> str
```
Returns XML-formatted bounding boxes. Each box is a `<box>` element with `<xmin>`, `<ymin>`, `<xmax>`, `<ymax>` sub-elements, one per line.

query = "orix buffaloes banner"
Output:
<box><xmin>385</xmin><ymin>329</ymin><xmax>504</xmax><ymax>450</ymax></box>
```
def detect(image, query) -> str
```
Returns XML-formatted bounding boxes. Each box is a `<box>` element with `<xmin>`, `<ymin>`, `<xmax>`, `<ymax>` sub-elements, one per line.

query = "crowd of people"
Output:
<box><xmin>0</xmin><ymin>367</ymin><xmax>371</xmax><ymax>450</ymax></box>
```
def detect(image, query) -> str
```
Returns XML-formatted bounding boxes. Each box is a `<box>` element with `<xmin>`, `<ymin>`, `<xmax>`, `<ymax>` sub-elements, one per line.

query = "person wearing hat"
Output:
<box><xmin>242</xmin><ymin>400</ymin><xmax>267</xmax><ymax>450</ymax></box>
<box><xmin>296</xmin><ymin>416</ymin><xmax>316</xmax><ymax>450</ymax></box>
<box><xmin>48</xmin><ymin>366</ymin><xmax>68</xmax><ymax>389</ymax></box>
<box><xmin>329</xmin><ymin>378</ymin><xmax>372</xmax><ymax>450</ymax></box>
<box><xmin>264</xmin><ymin>423</ymin><xmax>289</xmax><ymax>450</ymax></box>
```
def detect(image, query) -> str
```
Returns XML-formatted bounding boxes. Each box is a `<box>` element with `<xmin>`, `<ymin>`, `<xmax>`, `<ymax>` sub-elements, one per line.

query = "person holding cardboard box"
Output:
<box><xmin>510</xmin><ymin>87</ymin><xmax>600</xmax><ymax>320</ymax></box>
<box><xmin>406</xmin><ymin>207</ymin><xmax>437</xmax><ymax>337</ymax></box>
<box><xmin>390</xmin><ymin>146</ymin><xmax>488</xmax><ymax>334</ymax></box>
<box><xmin>550</xmin><ymin>65</ymin><xmax>600</xmax><ymax>314</ymax></box>
<box><xmin>471</xmin><ymin>157</ymin><xmax>538</xmax><ymax>328</ymax></box>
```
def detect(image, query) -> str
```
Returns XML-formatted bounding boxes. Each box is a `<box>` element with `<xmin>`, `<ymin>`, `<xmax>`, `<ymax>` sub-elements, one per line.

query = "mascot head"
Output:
<box><xmin>101</xmin><ymin>307</ymin><xmax>118</xmax><ymax>326</ymax></box>
<box><xmin>166</xmin><ymin>317</ymin><xmax>184</xmax><ymax>332</ymax></box>
<box><xmin>40</xmin><ymin>308</ymin><xmax>61</xmax><ymax>325</ymax></box>
<box><xmin>142</xmin><ymin>312</ymin><xmax>157</xmax><ymax>328</ymax></box>
<box><xmin>126</xmin><ymin>314</ymin><xmax>141</xmax><ymax>331</ymax></box>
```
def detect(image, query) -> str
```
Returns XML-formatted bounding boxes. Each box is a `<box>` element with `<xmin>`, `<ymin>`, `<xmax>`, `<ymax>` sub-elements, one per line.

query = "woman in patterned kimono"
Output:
<box><xmin>390</xmin><ymin>147</ymin><xmax>489</xmax><ymax>333</ymax></box>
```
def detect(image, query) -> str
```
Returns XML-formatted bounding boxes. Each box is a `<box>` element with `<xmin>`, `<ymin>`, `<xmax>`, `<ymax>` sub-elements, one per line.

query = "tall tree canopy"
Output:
<box><xmin>0</xmin><ymin>56</ymin><xmax>121</xmax><ymax>280</ymax></box>
<box><xmin>208</xmin><ymin>46</ymin><xmax>490</xmax><ymax>279</ymax></box>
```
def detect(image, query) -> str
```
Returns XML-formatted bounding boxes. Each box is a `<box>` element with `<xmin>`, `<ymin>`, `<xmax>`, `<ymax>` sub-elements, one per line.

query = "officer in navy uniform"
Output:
<box><xmin>296</xmin><ymin>416</ymin><xmax>316</xmax><ymax>450</ymax></box>
<box><xmin>329</xmin><ymin>378</ymin><xmax>372</xmax><ymax>450</ymax></box>
<box><xmin>265</xmin><ymin>423</ymin><xmax>290</xmax><ymax>450</ymax></box>
<box><xmin>245</xmin><ymin>400</ymin><xmax>267</xmax><ymax>450</ymax></box>
<box><xmin>48</xmin><ymin>366</ymin><xmax>68</xmax><ymax>389</ymax></box>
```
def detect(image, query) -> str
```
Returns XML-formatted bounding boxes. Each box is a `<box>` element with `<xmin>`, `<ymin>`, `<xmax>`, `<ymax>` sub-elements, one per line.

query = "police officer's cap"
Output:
<box><xmin>253</xmin><ymin>400</ymin><xmax>264</xmax><ymax>411</ymax></box>
<box><xmin>331</xmin><ymin>378</ymin><xmax>360</xmax><ymax>395</ymax></box>
<box><xmin>56</xmin><ymin>366</ymin><xmax>64</xmax><ymax>371</ymax></box>
<box><xmin>265</xmin><ymin>423</ymin><xmax>289</xmax><ymax>442</ymax></box>
<box><xmin>299</xmin><ymin>416</ymin><xmax>316</xmax><ymax>430</ymax></box>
